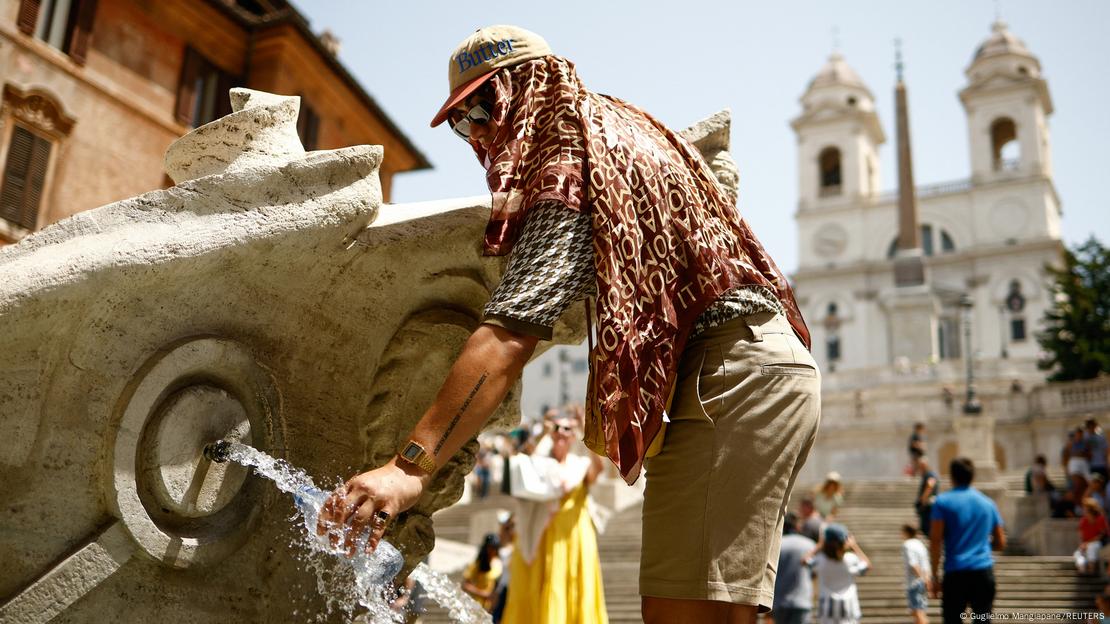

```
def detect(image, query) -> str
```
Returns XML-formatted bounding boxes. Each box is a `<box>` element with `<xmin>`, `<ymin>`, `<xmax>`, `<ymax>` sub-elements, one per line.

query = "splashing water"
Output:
<box><xmin>218</xmin><ymin>441</ymin><xmax>491</xmax><ymax>624</ymax></box>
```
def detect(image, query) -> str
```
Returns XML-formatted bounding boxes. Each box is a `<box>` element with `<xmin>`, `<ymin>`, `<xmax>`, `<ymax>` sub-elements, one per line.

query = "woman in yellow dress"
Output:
<box><xmin>462</xmin><ymin>533</ymin><xmax>504</xmax><ymax>612</ymax></box>
<box><xmin>502</xmin><ymin>414</ymin><xmax>608</xmax><ymax>623</ymax></box>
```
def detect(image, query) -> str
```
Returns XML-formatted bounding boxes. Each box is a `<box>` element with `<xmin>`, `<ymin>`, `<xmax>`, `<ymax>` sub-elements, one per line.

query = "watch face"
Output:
<box><xmin>402</xmin><ymin>443</ymin><xmax>422</xmax><ymax>461</ymax></box>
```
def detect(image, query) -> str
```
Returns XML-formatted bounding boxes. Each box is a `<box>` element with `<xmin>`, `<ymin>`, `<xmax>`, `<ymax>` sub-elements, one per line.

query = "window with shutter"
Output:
<box><xmin>175</xmin><ymin>47</ymin><xmax>239</xmax><ymax>128</ymax></box>
<box><xmin>16</xmin><ymin>0</ymin><xmax>42</xmax><ymax>35</ymax></box>
<box><xmin>66</xmin><ymin>0</ymin><xmax>98</xmax><ymax>65</ymax></box>
<box><xmin>20</xmin><ymin>0</ymin><xmax>98</xmax><ymax>64</ymax></box>
<box><xmin>33</xmin><ymin>0</ymin><xmax>74</xmax><ymax>51</ymax></box>
<box><xmin>297</xmin><ymin>99</ymin><xmax>320</xmax><ymax>150</ymax></box>
<box><xmin>0</xmin><ymin>125</ymin><xmax>53</xmax><ymax>231</ymax></box>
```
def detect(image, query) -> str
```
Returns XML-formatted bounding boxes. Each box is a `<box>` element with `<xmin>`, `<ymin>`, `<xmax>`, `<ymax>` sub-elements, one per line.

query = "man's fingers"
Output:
<box><xmin>346</xmin><ymin>501</ymin><xmax>379</xmax><ymax>556</ymax></box>
<box><xmin>317</xmin><ymin>486</ymin><xmax>369</xmax><ymax>553</ymax></box>
<box><xmin>316</xmin><ymin>486</ymin><xmax>347</xmax><ymax>536</ymax></box>
<box><xmin>333</xmin><ymin>489</ymin><xmax>371</xmax><ymax>551</ymax></box>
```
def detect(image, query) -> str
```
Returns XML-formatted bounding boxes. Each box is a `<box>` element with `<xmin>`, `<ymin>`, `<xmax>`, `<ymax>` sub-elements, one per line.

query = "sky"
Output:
<box><xmin>294</xmin><ymin>0</ymin><xmax>1109</xmax><ymax>275</ymax></box>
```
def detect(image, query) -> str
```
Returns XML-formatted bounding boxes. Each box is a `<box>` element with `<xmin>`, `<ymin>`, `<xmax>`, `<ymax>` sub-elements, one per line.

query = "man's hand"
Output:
<box><xmin>314</xmin><ymin>323</ymin><xmax>536</xmax><ymax>558</ymax></box>
<box><xmin>928</xmin><ymin>576</ymin><xmax>941</xmax><ymax>599</ymax></box>
<box><xmin>316</xmin><ymin>459</ymin><xmax>429</xmax><ymax>556</ymax></box>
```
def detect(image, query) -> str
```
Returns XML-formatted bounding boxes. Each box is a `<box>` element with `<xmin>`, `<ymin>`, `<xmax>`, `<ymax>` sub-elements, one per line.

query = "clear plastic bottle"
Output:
<box><xmin>359</xmin><ymin>539</ymin><xmax>404</xmax><ymax>586</ymax></box>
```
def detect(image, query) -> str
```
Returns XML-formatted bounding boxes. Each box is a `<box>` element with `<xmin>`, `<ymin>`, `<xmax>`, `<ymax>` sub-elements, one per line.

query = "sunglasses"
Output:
<box><xmin>449</xmin><ymin>101</ymin><xmax>492</xmax><ymax>140</ymax></box>
<box><xmin>553</xmin><ymin>423</ymin><xmax>575</xmax><ymax>434</ymax></box>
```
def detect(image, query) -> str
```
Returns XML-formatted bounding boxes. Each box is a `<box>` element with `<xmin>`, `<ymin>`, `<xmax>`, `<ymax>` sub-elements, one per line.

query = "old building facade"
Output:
<box><xmin>0</xmin><ymin>0</ymin><xmax>428</xmax><ymax>244</ymax></box>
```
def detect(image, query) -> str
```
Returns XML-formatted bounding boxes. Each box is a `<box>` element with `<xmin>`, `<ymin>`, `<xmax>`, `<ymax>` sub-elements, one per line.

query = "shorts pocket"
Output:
<box><xmin>760</xmin><ymin>363</ymin><xmax>817</xmax><ymax>377</ymax></box>
<box><xmin>696</xmin><ymin>344</ymin><xmax>728</xmax><ymax>419</ymax></box>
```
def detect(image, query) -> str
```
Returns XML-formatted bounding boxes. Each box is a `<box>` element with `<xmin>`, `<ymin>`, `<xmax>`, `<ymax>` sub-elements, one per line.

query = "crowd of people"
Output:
<box><xmin>763</xmin><ymin>420</ymin><xmax>1007</xmax><ymax>624</ymax></box>
<box><xmin>465</xmin><ymin>416</ymin><xmax>1017</xmax><ymax>624</ymax></box>
<box><xmin>395</xmin><ymin>411</ymin><xmax>1110</xmax><ymax>623</ymax></box>
<box><xmin>1026</xmin><ymin>419</ymin><xmax>1110</xmax><ymax>521</ymax></box>
<box><xmin>767</xmin><ymin>471</ymin><xmax>878</xmax><ymax>624</ymax></box>
<box><xmin>1018</xmin><ymin>418</ymin><xmax>1110</xmax><ymax>618</ymax></box>
<box><xmin>416</xmin><ymin>415</ymin><xmax>1102</xmax><ymax>623</ymax></box>
<box><xmin>1021</xmin><ymin>419</ymin><xmax>1110</xmax><ymax>580</ymax></box>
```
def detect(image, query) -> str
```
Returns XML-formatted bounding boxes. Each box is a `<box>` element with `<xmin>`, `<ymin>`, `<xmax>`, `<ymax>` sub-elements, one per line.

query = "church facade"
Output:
<box><xmin>790</xmin><ymin>21</ymin><xmax>1096</xmax><ymax>483</ymax></box>
<box><xmin>794</xmin><ymin>21</ymin><xmax>1060</xmax><ymax>384</ymax></box>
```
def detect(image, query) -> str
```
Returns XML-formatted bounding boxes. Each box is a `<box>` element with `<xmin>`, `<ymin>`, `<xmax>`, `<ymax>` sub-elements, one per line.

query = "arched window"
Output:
<box><xmin>0</xmin><ymin>85</ymin><xmax>74</xmax><ymax>237</ymax></box>
<box><xmin>818</xmin><ymin>147</ymin><xmax>842</xmax><ymax>197</ymax></box>
<box><xmin>887</xmin><ymin>225</ymin><xmax>957</xmax><ymax>258</ymax></box>
<box><xmin>823</xmin><ymin>302</ymin><xmax>842</xmax><ymax>371</ymax></box>
<box><xmin>1005</xmin><ymin>279</ymin><xmax>1028</xmax><ymax>342</ymax></box>
<box><xmin>826</xmin><ymin>335</ymin><xmax>841</xmax><ymax>364</ymax></box>
<box><xmin>990</xmin><ymin>118</ymin><xmax>1020</xmax><ymax>171</ymax></box>
<box><xmin>940</xmin><ymin>230</ymin><xmax>955</xmax><ymax>253</ymax></box>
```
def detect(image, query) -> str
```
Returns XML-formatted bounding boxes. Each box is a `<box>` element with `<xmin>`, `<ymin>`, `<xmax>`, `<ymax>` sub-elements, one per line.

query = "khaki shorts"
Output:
<box><xmin>640</xmin><ymin>312</ymin><xmax>822</xmax><ymax>611</ymax></box>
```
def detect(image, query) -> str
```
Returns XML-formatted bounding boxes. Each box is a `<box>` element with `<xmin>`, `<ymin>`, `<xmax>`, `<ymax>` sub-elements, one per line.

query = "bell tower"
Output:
<box><xmin>959</xmin><ymin>20</ymin><xmax>1054</xmax><ymax>184</ymax></box>
<box><xmin>791</xmin><ymin>52</ymin><xmax>885</xmax><ymax>212</ymax></box>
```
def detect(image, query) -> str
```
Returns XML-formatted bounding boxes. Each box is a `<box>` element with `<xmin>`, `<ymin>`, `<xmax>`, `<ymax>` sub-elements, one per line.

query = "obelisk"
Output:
<box><xmin>893</xmin><ymin>45</ymin><xmax>925</xmax><ymax>287</ymax></box>
<box><xmin>886</xmin><ymin>41</ymin><xmax>939</xmax><ymax>363</ymax></box>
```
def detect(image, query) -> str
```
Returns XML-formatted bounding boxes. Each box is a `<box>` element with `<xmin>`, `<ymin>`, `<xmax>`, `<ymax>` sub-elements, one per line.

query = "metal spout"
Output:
<box><xmin>203</xmin><ymin>439</ymin><xmax>232</xmax><ymax>463</ymax></box>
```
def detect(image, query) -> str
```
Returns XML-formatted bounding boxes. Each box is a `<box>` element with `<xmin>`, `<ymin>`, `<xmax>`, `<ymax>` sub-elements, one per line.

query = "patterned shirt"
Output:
<box><xmin>482</xmin><ymin>202</ymin><xmax>784</xmax><ymax>340</ymax></box>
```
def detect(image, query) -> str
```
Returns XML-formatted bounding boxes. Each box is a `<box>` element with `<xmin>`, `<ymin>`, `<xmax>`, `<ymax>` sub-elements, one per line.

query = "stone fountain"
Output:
<box><xmin>0</xmin><ymin>89</ymin><xmax>737</xmax><ymax>623</ymax></box>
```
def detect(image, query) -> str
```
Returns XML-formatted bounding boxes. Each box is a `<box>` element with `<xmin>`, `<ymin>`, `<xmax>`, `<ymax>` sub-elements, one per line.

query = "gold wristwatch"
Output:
<box><xmin>397</xmin><ymin>440</ymin><xmax>436</xmax><ymax>475</ymax></box>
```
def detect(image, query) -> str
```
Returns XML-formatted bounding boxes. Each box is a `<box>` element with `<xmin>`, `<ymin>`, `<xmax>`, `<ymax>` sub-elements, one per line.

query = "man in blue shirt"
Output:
<box><xmin>929</xmin><ymin>457</ymin><xmax>1006</xmax><ymax>624</ymax></box>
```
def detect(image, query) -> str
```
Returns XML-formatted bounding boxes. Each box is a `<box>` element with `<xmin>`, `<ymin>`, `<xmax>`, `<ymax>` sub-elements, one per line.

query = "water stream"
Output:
<box><xmin>209</xmin><ymin>441</ymin><xmax>491</xmax><ymax>624</ymax></box>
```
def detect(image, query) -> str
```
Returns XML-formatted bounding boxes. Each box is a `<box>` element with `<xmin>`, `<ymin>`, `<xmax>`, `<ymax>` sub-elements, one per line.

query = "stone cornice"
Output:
<box><xmin>794</xmin><ymin>236</ymin><xmax>1064</xmax><ymax>281</ymax></box>
<box><xmin>1</xmin><ymin>83</ymin><xmax>75</xmax><ymax>138</ymax></box>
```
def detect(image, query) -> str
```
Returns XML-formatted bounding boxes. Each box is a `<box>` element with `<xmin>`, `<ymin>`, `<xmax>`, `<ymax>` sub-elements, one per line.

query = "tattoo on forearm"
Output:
<box><xmin>434</xmin><ymin>372</ymin><xmax>489</xmax><ymax>455</ymax></box>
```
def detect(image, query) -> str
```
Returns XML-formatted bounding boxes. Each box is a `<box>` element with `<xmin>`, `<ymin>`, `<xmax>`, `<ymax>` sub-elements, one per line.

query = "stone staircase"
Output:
<box><xmin>418</xmin><ymin>472</ymin><xmax>1100</xmax><ymax>622</ymax></box>
<box><xmin>599</xmin><ymin>475</ymin><xmax>1100</xmax><ymax>622</ymax></box>
<box><xmin>596</xmin><ymin>502</ymin><xmax>645</xmax><ymax>623</ymax></box>
<box><xmin>834</xmin><ymin>476</ymin><xmax>1097</xmax><ymax>621</ymax></box>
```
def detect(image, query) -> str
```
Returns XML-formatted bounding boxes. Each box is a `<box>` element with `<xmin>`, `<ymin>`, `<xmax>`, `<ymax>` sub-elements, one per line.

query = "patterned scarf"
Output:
<box><xmin>475</xmin><ymin>56</ymin><xmax>810</xmax><ymax>484</ymax></box>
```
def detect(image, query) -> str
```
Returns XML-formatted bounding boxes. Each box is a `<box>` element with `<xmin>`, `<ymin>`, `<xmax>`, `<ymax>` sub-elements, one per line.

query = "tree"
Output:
<box><xmin>1038</xmin><ymin>236</ymin><xmax>1110</xmax><ymax>381</ymax></box>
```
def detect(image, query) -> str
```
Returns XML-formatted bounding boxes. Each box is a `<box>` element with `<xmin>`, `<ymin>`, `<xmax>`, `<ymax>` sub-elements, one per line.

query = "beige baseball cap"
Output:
<box><xmin>429</xmin><ymin>25</ymin><xmax>552</xmax><ymax>127</ymax></box>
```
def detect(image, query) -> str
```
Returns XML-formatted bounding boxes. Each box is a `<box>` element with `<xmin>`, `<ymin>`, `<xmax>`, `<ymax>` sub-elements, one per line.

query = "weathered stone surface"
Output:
<box><xmin>679</xmin><ymin>108</ymin><xmax>739</xmax><ymax>204</ymax></box>
<box><xmin>0</xmin><ymin>91</ymin><xmax>583</xmax><ymax>622</ymax></box>
<box><xmin>164</xmin><ymin>88</ymin><xmax>307</xmax><ymax>184</ymax></box>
